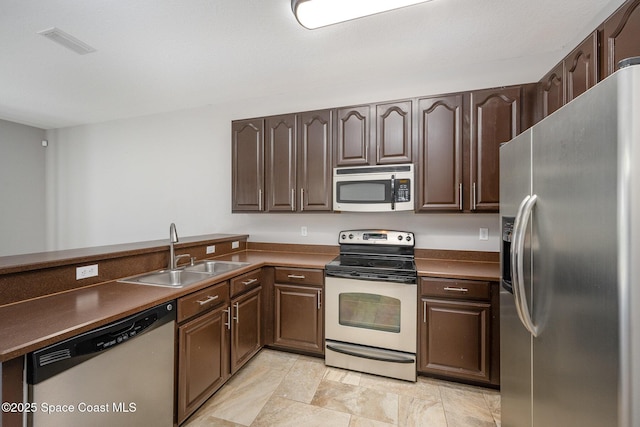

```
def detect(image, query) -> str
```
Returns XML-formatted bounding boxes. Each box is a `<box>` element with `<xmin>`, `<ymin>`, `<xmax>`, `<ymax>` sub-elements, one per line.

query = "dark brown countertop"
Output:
<box><xmin>0</xmin><ymin>233</ymin><xmax>249</xmax><ymax>275</ymax></box>
<box><xmin>0</xmin><ymin>247</ymin><xmax>499</xmax><ymax>362</ymax></box>
<box><xmin>0</xmin><ymin>250</ymin><xmax>335</xmax><ymax>362</ymax></box>
<box><xmin>415</xmin><ymin>258</ymin><xmax>500</xmax><ymax>282</ymax></box>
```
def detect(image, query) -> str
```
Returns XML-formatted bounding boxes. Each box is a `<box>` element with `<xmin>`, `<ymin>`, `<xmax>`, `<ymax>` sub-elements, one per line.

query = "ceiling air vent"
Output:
<box><xmin>37</xmin><ymin>27</ymin><xmax>96</xmax><ymax>55</ymax></box>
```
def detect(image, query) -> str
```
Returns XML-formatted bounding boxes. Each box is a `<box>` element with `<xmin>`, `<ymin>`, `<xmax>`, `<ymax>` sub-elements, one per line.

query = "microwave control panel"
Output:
<box><xmin>395</xmin><ymin>179</ymin><xmax>411</xmax><ymax>202</ymax></box>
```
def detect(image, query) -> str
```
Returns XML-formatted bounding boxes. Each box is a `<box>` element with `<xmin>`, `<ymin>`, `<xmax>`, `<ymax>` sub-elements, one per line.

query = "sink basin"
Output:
<box><xmin>118</xmin><ymin>261</ymin><xmax>250</xmax><ymax>288</ymax></box>
<box><xmin>118</xmin><ymin>269</ymin><xmax>211</xmax><ymax>288</ymax></box>
<box><xmin>185</xmin><ymin>260</ymin><xmax>250</xmax><ymax>274</ymax></box>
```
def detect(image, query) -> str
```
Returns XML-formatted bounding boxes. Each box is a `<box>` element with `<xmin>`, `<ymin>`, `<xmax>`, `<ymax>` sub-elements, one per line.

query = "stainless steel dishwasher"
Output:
<box><xmin>26</xmin><ymin>301</ymin><xmax>176</xmax><ymax>427</ymax></box>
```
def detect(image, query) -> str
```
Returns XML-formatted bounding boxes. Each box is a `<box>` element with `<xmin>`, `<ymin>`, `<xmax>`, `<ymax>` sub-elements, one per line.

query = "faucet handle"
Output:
<box><xmin>174</xmin><ymin>253</ymin><xmax>191</xmax><ymax>268</ymax></box>
<box><xmin>190</xmin><ymin>256</ymin><xmax>197</xmax><ymax>266</ymax></box>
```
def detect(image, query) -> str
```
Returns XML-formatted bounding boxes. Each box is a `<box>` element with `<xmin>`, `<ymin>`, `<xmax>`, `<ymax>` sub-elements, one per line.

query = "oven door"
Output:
<box><xmin>325</xmin><ymin>276</ymin><xmax>417</xmax><ymax>353</ymax></box>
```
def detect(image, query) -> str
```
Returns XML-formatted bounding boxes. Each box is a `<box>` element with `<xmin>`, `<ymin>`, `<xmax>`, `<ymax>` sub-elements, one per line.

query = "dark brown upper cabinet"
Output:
<box><xmin>297</xmin><ymin>110</ymin><xmax>333</xmax><ymax>212</ymax></box>
<box><xmin>375</xmin><ymin>100</ymin><xmax>413</xmax><ymax>164</ymax></box>
<box><xmin>565</xmin><ymin>32</ymin><xmax>599</xmax><ymax>103</ymax></box>
<box><xmin>335</xmin><ymin>105</ymin><xmax>370</xmax><ymax>166</ymax></box>
<box><xmin>539</xmin><ymin>32</ymin><xmax>598</xmax><ymax>120</ymax></box>
<box><xmin>602</xmin><ymin>0</ymin><xmax>640</xmax><ymax>78</ymax></box>
<box><xmin>416</xmin><ymin>94</ymin><xmax>464</xmax><ymax>212</ymax></box>
<box><xmin>265</xmin><ymin>114</ymin><xmax>297</xmax><ymax>212</ymax></box>
<box><xmin>232</xmin><ymin>119</ymin><xmax>264</xmax><ymax>212</ymax></box>
<box><xmin>469</xmin><ymin>86</ymin><xmax>523</xmax><ymax>212</ymax></box>
<box><xmin>263</xmin><ymin>111</ymin><xmax>333</xmax><ymax>213</ymax></box>
<box><xmin>539</xmin><ymin>62</ymin><xmax>565</xmax><ymax>119</ymax></box>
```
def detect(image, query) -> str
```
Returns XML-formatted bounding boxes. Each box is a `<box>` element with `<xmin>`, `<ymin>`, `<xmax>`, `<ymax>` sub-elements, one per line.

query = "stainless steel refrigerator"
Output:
<box><xmin>500</xmin><ymin>63</ymin><xmax>640</xmax><ymax>427</ymax></box>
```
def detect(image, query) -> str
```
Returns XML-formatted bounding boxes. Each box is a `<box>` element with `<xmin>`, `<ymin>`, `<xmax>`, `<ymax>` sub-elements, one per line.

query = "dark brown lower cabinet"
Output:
<box><xmin>230</xmin><ymin>285</ymin><xmax>262</xmax><ymax>373</ymax></box>
<box><xmin>420</xmin><ymin>298</ymin><xmax>490</xmax><ymax>382</ymax></box>
<box><xmin>272</xmin><ymin>267</ymin><xmax>324</xmax><ymax>355</ymax></box>
<box><xmin>178</xmin><ymin>304</ymin><xmax>230</xmax><ymax>424</ymax></box>
<box><xmin>418</xmin><ymin>277</ymin><xmax>499</xmax><ymax>386</ymax></box>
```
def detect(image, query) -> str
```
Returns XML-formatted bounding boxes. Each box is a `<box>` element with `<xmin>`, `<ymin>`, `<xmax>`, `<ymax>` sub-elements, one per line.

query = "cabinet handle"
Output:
<box><xmin>224</xmin><ymin>307</ymin><xmax>231</xmax><ymax>330</ymax></box>
<box><xmin>317</xmin><ymin>289</ymin><xmax>322</xmax><ymax>309</ymax></box>
<box><xmin>233</xmin><ymin>302</ymin><xmax>239</xmax><ymax>324</ymax></box>
<box><xmin>458</xmin><ymin>183</ymin><xmax>463</xmax><ymax>211</ymax></box>
<box><xmin>443</xmin><ymin>286</ymin><xmax>469</xmax><ymax>293</ymax></box>
<box><xmin>287</xmin><ymin>274</ymin><xmax>306</xmax><ymax>279</ymax></box>
<box><xmin>291</xmin><ymin>188</ymin><xmax>295</xmax><ymax>211</ymax></box>
<box><xmin>300</xmin><ymin>188</ymin><xmax>304</xmax><ymax>212</ymax></box>
<box><xmin>241</xmin><ymin>278</ymin><xmax>258</xmax><ymax>286</ymax></box>
<box><xmin>196</xmin><ymin>295</ymin><xmax>219</xmax><ymax>305</ymax></box>
<box><xmin>472</xmin><ymin>182</ymin><xmax>477</xmax><ymax>210</ymax></box>
<box><xmin>258</xmin><ymin>189</ymin><xmax>263</xmax><ymax>211</ymax></box>
<box><xmin>423</xmin><ymin>300</ymin><xmax>427</xmax><ymax>323</ymax></box>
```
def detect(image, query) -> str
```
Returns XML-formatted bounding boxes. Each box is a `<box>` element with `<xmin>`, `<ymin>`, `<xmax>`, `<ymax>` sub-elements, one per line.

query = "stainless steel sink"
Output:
<box><xmin>118</xmin><ymin>269</ymin><xmax>211</xmax><ymax>288</ymax></box>
<box><xmin>118</xmin><ymin>261</ymin><xmax>250</xmax><ymax>288</ymax></box>
<box><xmin>184</xmin><ymin>260</ymin><xmax>250</xmax><ymax>274</ymax></box>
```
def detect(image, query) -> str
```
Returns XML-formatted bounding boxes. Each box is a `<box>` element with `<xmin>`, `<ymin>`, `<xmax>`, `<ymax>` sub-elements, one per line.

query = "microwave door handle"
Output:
<box><xmin>390</xmin><ymin>174</ymin><xmax>396</xmax><ymax>210</ymax></box>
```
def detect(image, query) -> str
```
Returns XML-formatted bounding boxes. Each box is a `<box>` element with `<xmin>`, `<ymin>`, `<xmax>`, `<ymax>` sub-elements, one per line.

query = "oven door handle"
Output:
<box><xmin>326</xmin><ymin>343</ymin><xmax>414</xmax><ymax>364</ymax></box>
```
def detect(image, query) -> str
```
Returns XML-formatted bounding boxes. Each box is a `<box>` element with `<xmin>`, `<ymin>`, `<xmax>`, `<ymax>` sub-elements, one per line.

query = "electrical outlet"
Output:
<box><xmin>479</xmin><ymin>228</ymin><xmax>489</xmax><ymax>241</ymax></box>
<box><xmin>206</xmin><ymin>245</ymin><xmax>216</xmax><ymax>254</ymax></box>
<box><xmin>301</xmin><ymin>226</ymin><xmax>308</xmax><ymax>236</ymax></box>
<box><xmin>232</xmin><ymin>241</ymin><xmax>240</xmax><ymax>249</ymax></box>
<box><xmin>76</xmin><ymin>264</ymin><xmax>98</xmax><ymax>280</ymax></box>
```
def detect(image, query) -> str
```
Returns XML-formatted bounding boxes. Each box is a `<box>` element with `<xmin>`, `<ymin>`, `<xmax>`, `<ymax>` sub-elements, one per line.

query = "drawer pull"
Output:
<box><xmin>196</xmin><ymin>295</ymin><xmax>219</xmax><ymax>305</ymax></box>
<box><xmin>287</xmin><ymin>274</ymin><xmax>306</xmax><ymax>279</ymax></box>
<box><xmin>443</xmin><ymin>286</ymin><xmax>469</xmax><ymax>293</ymax></box>
<box><xmin>241</xmin><ymin>278</ymin><xmax>258</xmax><ymax>286</ymax></box>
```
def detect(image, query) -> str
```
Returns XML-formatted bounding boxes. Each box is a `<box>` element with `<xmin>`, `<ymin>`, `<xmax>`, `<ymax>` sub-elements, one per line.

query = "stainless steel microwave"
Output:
<box><xmin>333</xmin><ymin>164</ymin><xmax>414</xmax><ymax>212</ymax></box>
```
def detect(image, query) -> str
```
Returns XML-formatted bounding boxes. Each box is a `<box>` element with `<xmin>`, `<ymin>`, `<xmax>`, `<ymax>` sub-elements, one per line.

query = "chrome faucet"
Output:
<box><xmin>168</xmin><ymin>223</ymin><xmax>190</xmax><ymax>270</ymax></box>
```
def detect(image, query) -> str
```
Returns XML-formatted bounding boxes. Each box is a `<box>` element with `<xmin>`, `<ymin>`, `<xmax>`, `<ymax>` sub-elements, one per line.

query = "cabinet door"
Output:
<box><xmin>376</xmin><ymin>100</ymin><xmax>412</xmax><ymax>164</ymax></box>
<box><xmin>419</xmin><ymin>298</ymin><xmax>491</xmax><ymax>383</ymax></box>
<box><xmin>602</xmin><ymin>0</ymin><xmax>640</xmax><ymax>78</ymax></box>
<box><xmin>230</xmin><ymin>286</ymin><xmax>262</xmax><ymax>374</ymax></box>
<box><xmin>416</xmin><ymin>95</ymin><xmax>463</xmax><ymax>211</ymax></box>
<box><xmin>539</xmin><ymin>62</ymin><xmax>564</xmax><ymax>118</ymax></box>
<box><xmin>273</xmin><ymin>283</ymin><xmax>323</xmax><ymax>354</ymax></box>
<box><xmin>265</xmin><ymin>114</ymin><xmax>297</xmax><ymax>212</ymax></box>
<box><xmin>565</xmin><ymin>32</ymin><xmax>598</xmax><ymax>103</ymax></box>
<box><xmin>178</xmin><ymin>305</ymin><xmax>230</xmax><ymax>424</ymax></box>
<box><xmin>232</xmin><ymin>119</ymin><xmax>264</xmax><ymax>212</ymax></box>
<box><xmin>298</xmin><ymin>110</ymin><xmax>333</xmax><ymax>211</ymax></box>
<box><xmin>335</xmin><ymin>105</ymin><xmax>371</xmax><ymax>166</ymax></box>
<box><xmin>470</xmin><ymin>86</ymin><xmax>521</xmax><ymax>212</ymax></box>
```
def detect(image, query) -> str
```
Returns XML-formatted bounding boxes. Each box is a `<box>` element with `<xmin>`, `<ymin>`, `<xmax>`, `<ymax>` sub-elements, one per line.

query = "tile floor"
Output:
<box><xmin>183</xmin><ymin>349</ymin><xmax>501</xmax><ymax>427</ymax></box>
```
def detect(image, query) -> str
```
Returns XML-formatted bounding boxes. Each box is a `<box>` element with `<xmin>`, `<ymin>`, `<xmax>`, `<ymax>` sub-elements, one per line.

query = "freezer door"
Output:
<box><xmin>530</xmin><ymin>73</ymin><xmax>619</xmax><ymax>427</ymax></box>
<box><xmin>499</xmin><ymin>128</ymin><xmax>533</xmax><ymax>427</ymax></box>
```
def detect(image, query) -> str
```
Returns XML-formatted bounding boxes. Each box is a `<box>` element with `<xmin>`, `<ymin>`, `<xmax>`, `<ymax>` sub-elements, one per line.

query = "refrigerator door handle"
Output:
<box><xmin>511</xmin><ymin>194</ymin><xmax>539</xmax><ymax>337</ymax></box>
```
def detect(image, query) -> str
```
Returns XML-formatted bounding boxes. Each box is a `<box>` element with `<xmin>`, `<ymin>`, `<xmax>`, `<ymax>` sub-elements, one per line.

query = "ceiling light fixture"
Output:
<box><xmin>37</xmin><ymin>27</ymin><xmax>96</xmax><ymax>55</ymax></box>
<box><xmin>291</xmin><ymin>0</ymin><xmax>432</xmax><ymax>29</ymax></box>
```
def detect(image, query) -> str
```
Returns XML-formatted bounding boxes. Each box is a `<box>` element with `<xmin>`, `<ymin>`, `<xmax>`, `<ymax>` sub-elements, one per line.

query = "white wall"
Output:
<box><xmin>0</xmin><ymin>119</ymin><xmax>47</xmax><ymax>256</ymax></box>
<box><xmin>44</xmin><ymin>53</ymin><xmax>560</xmax><ymax>254</ymax></box>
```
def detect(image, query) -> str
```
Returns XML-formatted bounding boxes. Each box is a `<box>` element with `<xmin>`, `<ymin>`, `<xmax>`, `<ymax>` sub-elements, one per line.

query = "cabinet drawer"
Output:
<box><xmin>230</xmin><ymin>269</ymin><xmax>262</xmax><ymax>297</ymax></box>
<box><xmin>178</xmin><ymin>281</ymin><xmax>229</xmax><ymax>323</ymax></box>
<box><xmin>274</xmin><ymin>267</ymin><xmax>323</xmax><ymax>286</ymax></box>
<box><xmin>420</xmin><ymin>278</ymin><xmax>490</xmax><ymax>300</ymax></box>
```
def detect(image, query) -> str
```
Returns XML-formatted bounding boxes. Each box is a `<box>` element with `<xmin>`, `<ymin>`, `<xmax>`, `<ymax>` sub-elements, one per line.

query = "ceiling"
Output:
<box><xmin>0</xmin><ymin>0</ymin><xmax>625</xmax><ymax>130</ymax></box>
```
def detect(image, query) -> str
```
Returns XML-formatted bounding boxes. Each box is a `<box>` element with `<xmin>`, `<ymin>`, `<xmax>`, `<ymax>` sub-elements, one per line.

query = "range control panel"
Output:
<box><xmin>338</xmin><ymin>229</ymin><xmax>414</xmax><ymax>246</ymax></box>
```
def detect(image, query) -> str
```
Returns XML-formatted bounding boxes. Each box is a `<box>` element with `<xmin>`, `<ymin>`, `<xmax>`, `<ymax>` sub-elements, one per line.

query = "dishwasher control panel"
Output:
<box><xmin>93</xmin><ymin>313</ymin><xmax>158</xmax><ymax>350</ymax></box>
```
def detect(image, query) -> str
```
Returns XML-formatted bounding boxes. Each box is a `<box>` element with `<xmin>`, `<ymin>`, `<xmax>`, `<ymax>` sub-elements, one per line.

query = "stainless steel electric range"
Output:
<box><xmin>324</xmin><ymin>229</ymin><xmax>417</xmax><ymax>382</ymax></box>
